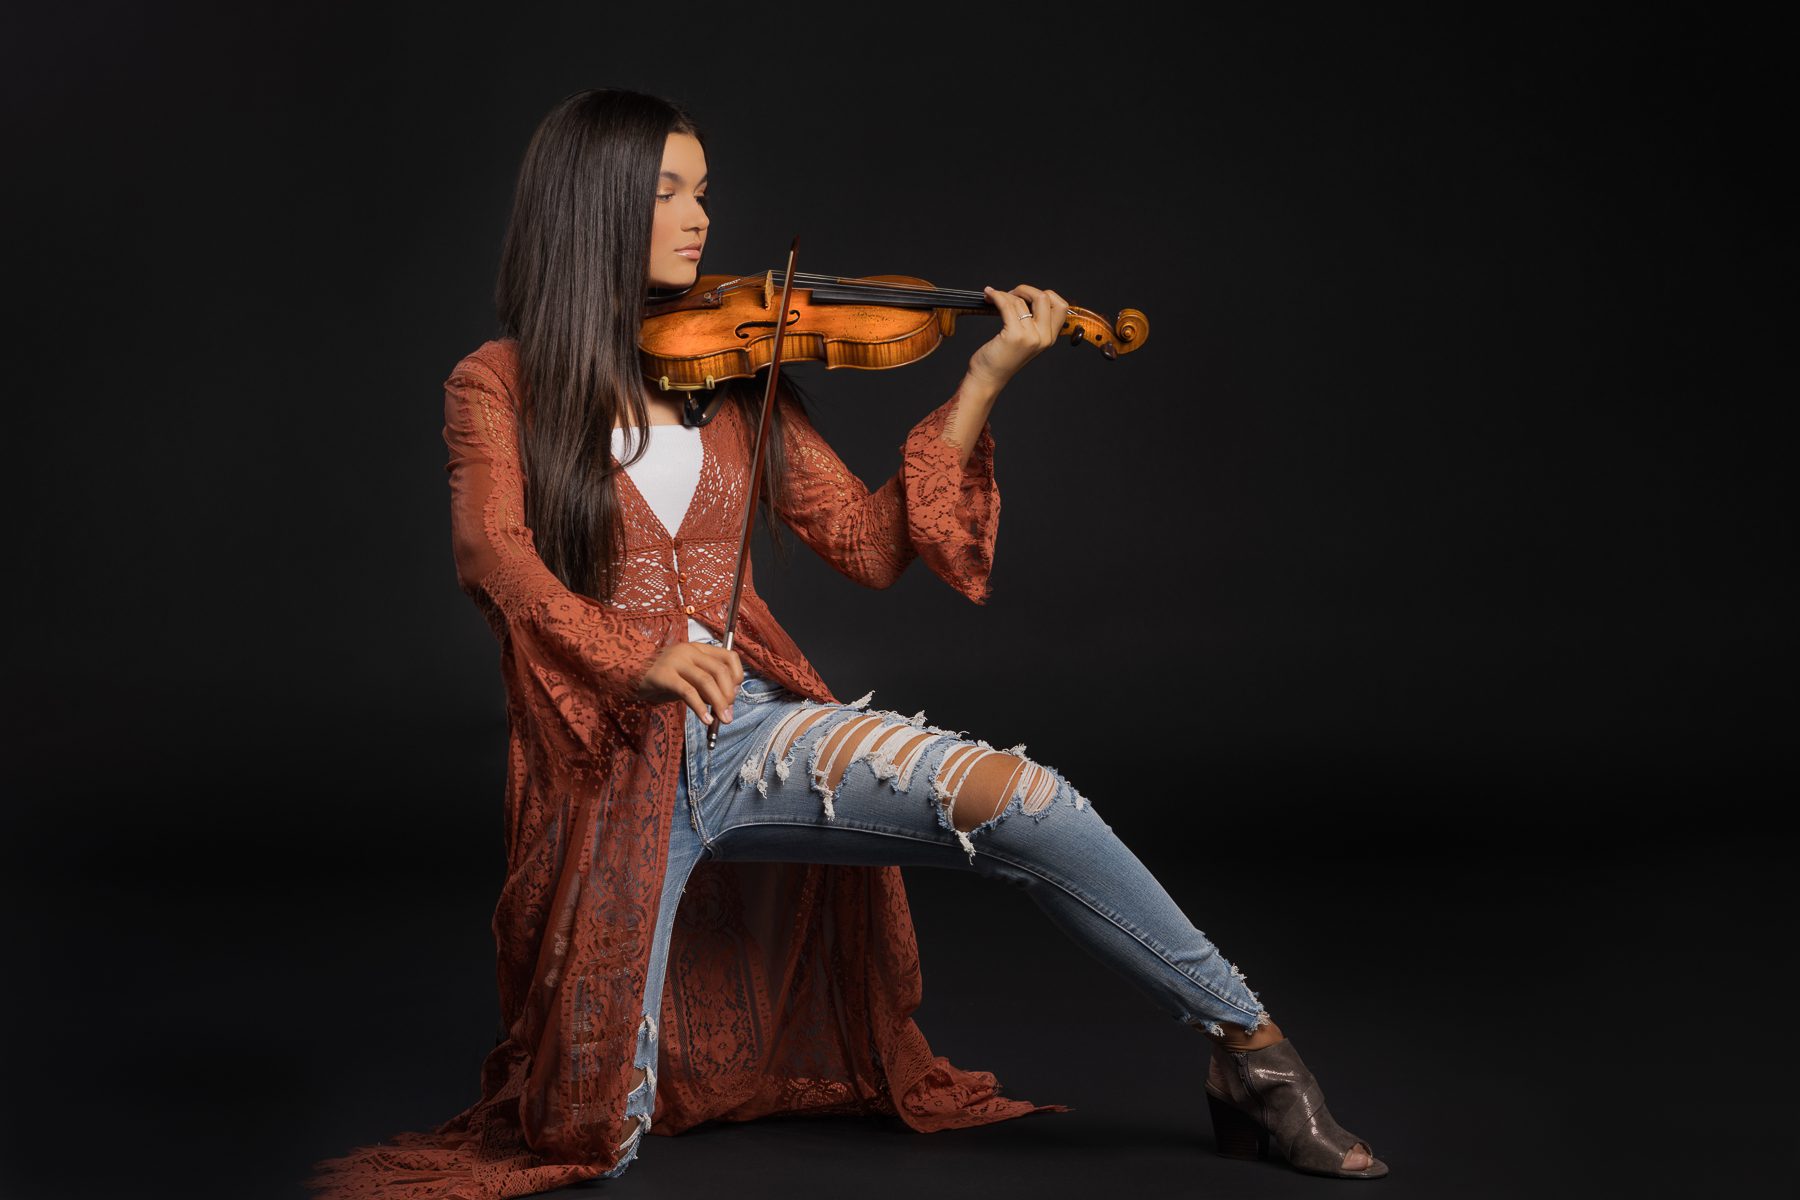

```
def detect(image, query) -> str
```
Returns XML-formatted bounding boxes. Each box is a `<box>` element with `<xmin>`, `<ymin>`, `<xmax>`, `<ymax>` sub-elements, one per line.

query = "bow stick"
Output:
<box><xmin>708</xmin><ymin>234</ymin><xmax>801</xmax><ymax>749</ymax></box>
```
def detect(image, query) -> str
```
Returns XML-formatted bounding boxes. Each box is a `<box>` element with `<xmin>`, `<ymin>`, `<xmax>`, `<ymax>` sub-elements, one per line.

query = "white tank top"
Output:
<box><xmin>611</xmin><ymin>424</ymin><xmax>712</xmax><ymax>644</ymax></box>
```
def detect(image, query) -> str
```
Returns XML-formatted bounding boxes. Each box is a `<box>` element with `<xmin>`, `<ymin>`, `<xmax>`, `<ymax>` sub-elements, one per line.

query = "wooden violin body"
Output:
<box><xmin>640</xmin><ymin>270</ymin><xmax>1149</xmax><ymax>399</ymax></box>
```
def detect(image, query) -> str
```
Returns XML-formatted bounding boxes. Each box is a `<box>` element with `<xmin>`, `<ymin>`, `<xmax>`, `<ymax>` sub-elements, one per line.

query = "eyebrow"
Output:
<box><xmin>659</xmin><ymin>170</ymin><xmax>709</xmax><ymax>184</ymax></box>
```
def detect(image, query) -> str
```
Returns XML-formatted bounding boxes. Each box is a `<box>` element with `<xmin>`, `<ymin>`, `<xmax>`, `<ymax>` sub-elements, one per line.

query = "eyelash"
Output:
<box><xmin>658</xmin><ymin>193</ymin><xmax>709</xmax><ymax>206</ymax></box>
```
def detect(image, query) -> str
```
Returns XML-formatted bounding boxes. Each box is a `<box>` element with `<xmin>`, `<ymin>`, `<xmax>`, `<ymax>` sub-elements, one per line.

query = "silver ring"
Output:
<box><xmin>1019</xmin><ymin>312</ymin><xmax>1033</xmax><ymax>321</ymax></box>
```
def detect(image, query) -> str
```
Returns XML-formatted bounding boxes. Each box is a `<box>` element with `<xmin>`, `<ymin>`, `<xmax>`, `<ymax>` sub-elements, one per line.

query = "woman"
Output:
<box><xmin>307</xmin><ymin>88</ymin><xmax>1386</xmax><ymax>1198</ymax></box>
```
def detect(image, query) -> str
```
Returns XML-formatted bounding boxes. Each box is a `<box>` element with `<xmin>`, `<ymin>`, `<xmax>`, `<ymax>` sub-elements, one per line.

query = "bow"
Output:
<box><xmin>708</xmin><ymin>235</ymin><xmax>801</xmax><ymax>750</ymax></box>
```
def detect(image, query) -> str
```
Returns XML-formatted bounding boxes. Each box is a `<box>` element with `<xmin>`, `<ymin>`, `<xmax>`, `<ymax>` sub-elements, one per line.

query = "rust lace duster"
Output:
<box><xmin>305</xmin><ymin>339</ymin><xmax>1070</xmax><ymax>1198</ymax></box>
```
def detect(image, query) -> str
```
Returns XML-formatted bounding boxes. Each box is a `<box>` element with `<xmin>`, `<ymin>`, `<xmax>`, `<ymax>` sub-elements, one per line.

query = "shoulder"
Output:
<box><xmin>445</xmin><ymin>336</ymin><xmax>520</xmax><ymax>397</ymax></box>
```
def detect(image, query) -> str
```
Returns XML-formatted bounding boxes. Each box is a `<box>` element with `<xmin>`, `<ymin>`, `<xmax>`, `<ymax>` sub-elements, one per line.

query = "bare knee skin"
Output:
<box><xmin>934</xmin><ymin>746</ymin><xmax>1030</xmax><ymax>833</ymax></box>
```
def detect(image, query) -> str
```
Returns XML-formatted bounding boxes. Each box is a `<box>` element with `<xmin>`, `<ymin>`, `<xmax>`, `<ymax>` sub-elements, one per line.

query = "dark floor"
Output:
<box><xmin>7</xmin><ymin>747</ymin><xmax>1790</xmax><ymax>1200</ymax></box>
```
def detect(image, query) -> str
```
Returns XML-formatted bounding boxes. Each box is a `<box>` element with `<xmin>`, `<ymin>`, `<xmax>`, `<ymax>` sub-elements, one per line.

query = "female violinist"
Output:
<box><xmin>307</xmin><ymin>87</ymin><xmax>1386</xmax><ymax>1198</ymax></box>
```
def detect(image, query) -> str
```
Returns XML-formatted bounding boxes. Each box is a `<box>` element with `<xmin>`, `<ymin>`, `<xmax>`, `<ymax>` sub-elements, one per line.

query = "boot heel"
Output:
<box><xmin>1206</xmin><ymin>1089</ymin><xmax>1270</xmax><ymax>1161</ymax></box>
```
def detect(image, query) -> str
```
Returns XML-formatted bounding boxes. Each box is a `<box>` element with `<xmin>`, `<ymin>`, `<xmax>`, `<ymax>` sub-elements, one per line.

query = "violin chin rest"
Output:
<box><xmin>681</xmin><ymin>388</ymin><xmax>728</xmax><ymax>428</ymax></box>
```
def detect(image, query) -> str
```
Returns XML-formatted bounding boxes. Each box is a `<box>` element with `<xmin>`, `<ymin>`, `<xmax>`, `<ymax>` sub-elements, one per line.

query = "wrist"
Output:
<box><xmin>943</xmin><ymin>372</ymin><xmax>1001</xmax><ymax>465</ymax></box>
<box><xmin>961</xmin><ymin>366</ymin><xmax>1008</xmax><ymax>401</ymax></box>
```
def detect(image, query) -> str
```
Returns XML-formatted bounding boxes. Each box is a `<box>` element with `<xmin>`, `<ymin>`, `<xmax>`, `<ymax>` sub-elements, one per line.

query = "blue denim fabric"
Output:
<box><xmin>601</xmin><ymin>637</ymin><xmax>1269</xmax><ymax>1178</ymax></box>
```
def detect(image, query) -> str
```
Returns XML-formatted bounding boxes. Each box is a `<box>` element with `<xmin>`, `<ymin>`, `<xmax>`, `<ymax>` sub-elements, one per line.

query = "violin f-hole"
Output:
<box><xmin>734</xmin><ymin>309</ymin><xmax>801</xmax><ymax>341</ymax></box>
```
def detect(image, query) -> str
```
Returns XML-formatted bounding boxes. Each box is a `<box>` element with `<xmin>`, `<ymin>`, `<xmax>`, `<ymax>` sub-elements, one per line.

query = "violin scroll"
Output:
<box><xmin>1062</xmin><ymin>304</ymin><xmax>1149</xmax><ymax>360</ymax></box>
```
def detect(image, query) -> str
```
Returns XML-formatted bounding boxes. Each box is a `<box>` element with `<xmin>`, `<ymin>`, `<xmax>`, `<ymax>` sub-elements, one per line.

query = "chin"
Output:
<box><xmin>650</xmin><ymin>267</ymin><xmax>699</xmax><ymax>291</ymax></box>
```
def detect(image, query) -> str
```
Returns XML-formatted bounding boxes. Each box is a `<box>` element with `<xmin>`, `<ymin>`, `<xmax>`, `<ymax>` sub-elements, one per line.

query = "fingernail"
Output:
<box><xmin>724</xmin><ymin>706</ymin><xmax>734</xmax><ymax>722</ymax></box>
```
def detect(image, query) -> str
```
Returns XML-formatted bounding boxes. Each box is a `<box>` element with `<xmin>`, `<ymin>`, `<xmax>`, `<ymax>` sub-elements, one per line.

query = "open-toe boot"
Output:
<box><xmin>1204</xmin><ymin>1038</ymin><xmax>1389</xmax><ymax>1179</ymax></box>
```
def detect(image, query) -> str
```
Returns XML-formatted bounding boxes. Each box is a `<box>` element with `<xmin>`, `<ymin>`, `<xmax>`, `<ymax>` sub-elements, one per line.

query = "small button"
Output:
<box><xmin>684</xmin><ymin>605</ymin><xmax>696</xmax><ymax>615</ymax></box>
<box><xmin>678</xmin><ymin>572</ymin><xmax>689</xmax><ymax>582</ymax></box>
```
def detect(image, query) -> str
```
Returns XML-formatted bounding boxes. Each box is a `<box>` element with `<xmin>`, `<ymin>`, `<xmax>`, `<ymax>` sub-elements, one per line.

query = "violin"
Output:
<box><xmin>640</xmin><ymin>269</ymin><xmax>1150</xmax><ymax>425</ymax></box>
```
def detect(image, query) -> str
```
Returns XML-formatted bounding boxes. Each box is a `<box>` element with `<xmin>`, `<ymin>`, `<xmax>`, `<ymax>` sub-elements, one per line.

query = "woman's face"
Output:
<box><xmin>646</xmin><ymin>132</ymin><xmax>709</xmax><ymax>290</ymax></box>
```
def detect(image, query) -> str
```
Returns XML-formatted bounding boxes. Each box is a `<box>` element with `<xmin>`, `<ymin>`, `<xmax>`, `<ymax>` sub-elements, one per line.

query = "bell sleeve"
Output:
<box><xmin>774</xmin><ymin>383</ymin><xmax>1001</xmax><ymax>604</ymax></box>
<box><xmin>443</xmin><ymin>360</ymin><xmax>668</xmax><ymax>712</ymax></box>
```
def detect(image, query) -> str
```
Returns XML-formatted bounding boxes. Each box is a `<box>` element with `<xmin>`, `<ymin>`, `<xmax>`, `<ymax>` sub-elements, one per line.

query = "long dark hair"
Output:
<box><xmin>495</xmin><ymin>87</ymin><xmax>803</xmax><ymax>604</ymax></box>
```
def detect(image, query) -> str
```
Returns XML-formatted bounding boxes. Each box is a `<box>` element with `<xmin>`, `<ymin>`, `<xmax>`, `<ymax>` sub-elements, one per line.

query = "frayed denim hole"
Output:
<box><xmin>603</xmin><ymin>1010</ymin><xmax>659</xmax><ymax>1177</ymax></box>
<box><xmin>859</xmin><ymin>719</ymin><xmax>926</xmax><ymax>796</ymax></box>
<box><xmin>803</xmin><ymin>707</ymin><xmax>875</xmax><ymax>821</ymax></box>
<box><xmin>737</xmin><ymin>702</ymin><xmax>821</xmax><ymax>797</ymax></box>
<box><xmin>924</xmin><ymin>740</ymin><xmax>1022</xmax><ymax>864</ymax></box>
<box><xmin>826</xmin><ymin>713</ymin><xmax>914</xmax><ymax>799</ymax></box>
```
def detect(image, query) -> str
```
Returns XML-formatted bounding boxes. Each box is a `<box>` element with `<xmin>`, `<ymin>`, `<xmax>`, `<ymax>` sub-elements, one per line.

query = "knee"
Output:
<box><xmin>934</xmin><ymin>748</ymin><xmax>1058</xmax><ymax>834</ymax></box>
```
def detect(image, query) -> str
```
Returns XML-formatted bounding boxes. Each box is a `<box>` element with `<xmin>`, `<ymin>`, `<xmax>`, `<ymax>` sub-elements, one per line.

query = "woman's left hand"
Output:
<box><xmin>968</xmin><ymin>284</ymin><xmax>1071</xmax><ymax>390</ymax></box>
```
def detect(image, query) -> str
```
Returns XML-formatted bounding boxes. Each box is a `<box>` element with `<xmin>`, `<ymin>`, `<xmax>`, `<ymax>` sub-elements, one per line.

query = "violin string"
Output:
<box><xmin>790</xmin><ymin>271</ymin><xmax>986</xmax><ymax>297</ymax></box>
<box><xmin>712</xmin><ymin>272</ymin><xmax>992</xmax><ymax>307</ymax></box>
<box><xmin>803</xmin><ymin>282</ymin><xmax>990</xmax><ymax>308</ymax></box>
<box><xmin>787</xmin><ymin>274</ymin><xmax>991</xmax><ymax>307</ymax></box>
<box><xmin>790</xmin><ymin>273</ymin><xmax>990</xmax><ymax>304</ymax></box>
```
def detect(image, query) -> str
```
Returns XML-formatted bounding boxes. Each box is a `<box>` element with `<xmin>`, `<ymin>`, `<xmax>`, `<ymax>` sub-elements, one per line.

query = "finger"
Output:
<box><xmin>698</xmin><ymin>658</ymin><xmax>734</xmax><ymax>723</ymax></box>
<box><xmin>983</xmin><ymin>285</ymin><xmax>1029</xmax><ymax>328</ymax></box>
<box><xmin>1009</xmin><ymin>283</ymin><xmax>1046</xmax><ymax>315</ymax></box>
<box><xmin>1005</xmin><ymin>285</ymin><xmax>1054</xmax><ymax>341</ymax></box>
<box><xmin>704</xmin><ymin>643</ymin><xmax>744</xmax><ymax>690</ymax></box>
<box><xmin>693</xmin><ymin>644</ymin><xmax>740</xmax><ymax>697</ymax></box>
<box><xmin>1014</xmin><ymin>285</ymin><xmax>1063</xmax><ymax>343</ymax></box>
<box><xmin>992</xmin><ymin>288</ymin><xmax>1038</xmax><ymax>339</ymax></box>
<box><xmin>688</xmin><ymin>660</ymin><xmax>734</xmax><ymax>724</ymax></box>
<box><xmin>675</xmin><ymin>679</ymin><xmax>710</xmax><ymax>725</ymax></box>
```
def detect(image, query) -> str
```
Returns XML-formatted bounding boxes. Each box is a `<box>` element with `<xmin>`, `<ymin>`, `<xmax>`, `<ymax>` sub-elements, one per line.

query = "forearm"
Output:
<box><xmin>942</xmin><ymin>370</ymin><xmax>1003</xmax><ymax>470</ymax></box>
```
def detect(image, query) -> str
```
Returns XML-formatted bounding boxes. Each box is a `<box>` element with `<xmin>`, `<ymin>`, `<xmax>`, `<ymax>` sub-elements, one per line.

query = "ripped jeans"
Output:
<box><xmin>603</xmin><ymin>638</ymin><xmax>1271</xmax><ymax>1178</ymax></box>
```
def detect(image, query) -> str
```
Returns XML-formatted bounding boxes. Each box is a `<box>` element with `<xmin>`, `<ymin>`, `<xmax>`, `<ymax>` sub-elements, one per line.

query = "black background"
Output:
<box><xmin>6</xmin><ymin>4</ymin><xmax>1790</xmax><ymax>1198</ymax></box>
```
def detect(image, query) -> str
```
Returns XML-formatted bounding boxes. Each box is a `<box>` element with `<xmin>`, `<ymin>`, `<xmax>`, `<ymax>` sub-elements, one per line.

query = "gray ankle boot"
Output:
<box><xmin>1205</xmin><ymin>1038</ymin><xmax>1389</xmax><ymax>1179</ymax></box>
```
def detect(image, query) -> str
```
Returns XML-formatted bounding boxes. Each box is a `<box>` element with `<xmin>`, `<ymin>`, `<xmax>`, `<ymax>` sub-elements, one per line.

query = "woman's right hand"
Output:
<box><xmin>636</xmin><ymin>641</ymin><xmax>745</xmax><ymax>726</ymax></box>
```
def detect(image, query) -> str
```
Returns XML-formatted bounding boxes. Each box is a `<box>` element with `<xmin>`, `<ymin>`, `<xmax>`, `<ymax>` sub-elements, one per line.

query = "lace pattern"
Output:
<box><xmin>773</xmin><ymin>385</ymin><xmax>1000</xmax><ymax>603</ymax></box>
